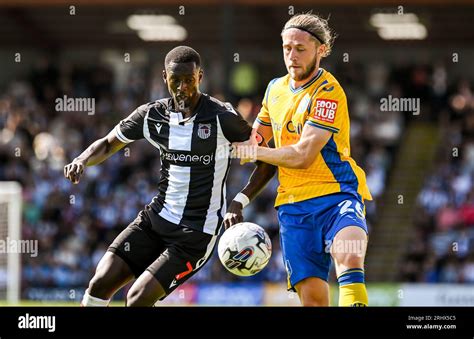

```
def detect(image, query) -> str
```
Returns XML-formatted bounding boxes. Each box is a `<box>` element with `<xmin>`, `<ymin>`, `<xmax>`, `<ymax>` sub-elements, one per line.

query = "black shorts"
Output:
<box><xmin>108</xmin><ymin>206</ymin><xmax>216</xmax><ymax>298</ymax></box>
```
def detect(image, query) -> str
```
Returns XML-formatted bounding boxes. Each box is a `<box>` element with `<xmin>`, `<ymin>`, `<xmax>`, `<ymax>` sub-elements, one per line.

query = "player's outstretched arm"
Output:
<box><xmin>257</xmin><ymin>125</ymin><xmax>331</xmax><ymax>169</ymax></box>
<box><xmin>64</xmin><ymin>130</ymin><xmax>127</xmax><ymax>184</ymax></box>
<box><xmin>234</xmin><ymin>124</ymin><xmax>332</xmax><ymax>169</ymax></box>
<box><xmin>224</xmin><ymin>123</ymin><xmax>276</xmax><ymax>229</ymax></box>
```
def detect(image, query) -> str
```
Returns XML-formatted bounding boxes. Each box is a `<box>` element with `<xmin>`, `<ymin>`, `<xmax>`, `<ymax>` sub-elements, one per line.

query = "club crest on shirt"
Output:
<box><xmin>198</xmin><ymin>123</ymin><xmax>211</xmax><ymax>139</ymax></box>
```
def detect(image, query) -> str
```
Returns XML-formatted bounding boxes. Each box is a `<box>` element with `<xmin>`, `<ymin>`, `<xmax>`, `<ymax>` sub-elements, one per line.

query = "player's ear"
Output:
<box><xmin>318</xmin><ymin>44</ymin><xmax>327</xmax><ymax>57</ymax></box>
<box><xmin>162</xmin><ymin>70</ymin><xmax>167</xmax><ymax>84</ymax></box>
<box><xmin>198</xmin><ymin>68</ymin><xmax>203</xmax><ymax>83</ymax></box>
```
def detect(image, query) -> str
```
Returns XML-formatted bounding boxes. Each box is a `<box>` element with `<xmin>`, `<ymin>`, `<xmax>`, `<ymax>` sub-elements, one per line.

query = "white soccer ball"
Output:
<box><xmin>218</xmin><ymin>222</ymin><xmax>272</xmax><ymax>276</ymax></box>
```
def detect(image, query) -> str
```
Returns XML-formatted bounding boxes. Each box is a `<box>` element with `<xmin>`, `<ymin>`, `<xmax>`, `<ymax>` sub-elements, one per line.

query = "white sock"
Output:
<box><xmin>81</xmin><ymin>289</ymin><xmax>110</xmax><ymax>307</ymax></box>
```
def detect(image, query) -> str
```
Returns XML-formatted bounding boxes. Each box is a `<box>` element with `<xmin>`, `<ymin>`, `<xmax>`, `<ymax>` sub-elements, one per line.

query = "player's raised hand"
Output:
<box><xmin>64</xmin><ymin>159</ymin><xmax>86</xmax><ymax>184</ymax></box>
<box><xmin>223</xmin><ymin>201</ymin><xmax>244</xmax><ymax>229</ymax></box>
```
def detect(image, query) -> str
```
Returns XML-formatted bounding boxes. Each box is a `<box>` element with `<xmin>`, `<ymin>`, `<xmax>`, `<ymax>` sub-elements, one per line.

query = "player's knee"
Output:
<box><xmin>334</xmin><ymin>252</ymin><xmax>364</xmax><ymax>270</ymax></box>
<box><xmin>296</xmin><ymin>278</ymin><xmax>329</xmax><ymax>306</ymax></box>
<box><xmin>299</xmin><ymin>292</ymin><xmax>329</xmax><ymax>306</ymax></box>
<box><xmin>126</xmin><ymin>285</ymin><xmax>159</xmax><ymax>307</ymax></box>
<box><xmin>126</xmin><ymin>287</ymin><xmax>144</xmax><ymax>306</ymax></box>
<box><xmin>126</xmin><ymin>275</ymin><xmax>165</xmax><ymax>307</ymax></box>
<box><xmin>301</xmin><ymin>299</ymin><xmax>328</xmax><ymax>307</ymax></box>
<box><xmin>89</xmin><ymin>252</ymin><xmax>133</xmax><ymax>298</ymax></box>
<box><xmin>88</xmin><ymin>274</ymin><xmax>112</xmax><ymax>298</ymax></box>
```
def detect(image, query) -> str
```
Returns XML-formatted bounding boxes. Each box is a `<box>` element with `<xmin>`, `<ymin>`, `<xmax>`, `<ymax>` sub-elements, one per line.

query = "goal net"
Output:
<box><xmin>0</xmin><ymin>181</ymin><xmax>22</xmax><ymax>304</ymax></box>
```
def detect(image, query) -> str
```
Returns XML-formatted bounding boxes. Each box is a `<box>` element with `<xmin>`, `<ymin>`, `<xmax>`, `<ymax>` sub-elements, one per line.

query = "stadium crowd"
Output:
<box><xmin>401</xmin><ymin>75</ymin><xmax>474</xmax><ymax>283</ymax></box>
<box><xmin>0</xmin><ymin>55</ymin><xmax>403</xmax><ymax>298</ymax></box>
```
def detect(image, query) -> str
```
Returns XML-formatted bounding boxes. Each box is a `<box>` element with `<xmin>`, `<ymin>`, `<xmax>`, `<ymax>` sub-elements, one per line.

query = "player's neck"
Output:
<box><xmin>291</xmin><ymin>67</ymin><xmax>321</xmax><ymax>89</ymax></box>
<box><xmin>174</xmin><ymin>92</ymin><xmax>202</xmax><ymax>119</ymax></box>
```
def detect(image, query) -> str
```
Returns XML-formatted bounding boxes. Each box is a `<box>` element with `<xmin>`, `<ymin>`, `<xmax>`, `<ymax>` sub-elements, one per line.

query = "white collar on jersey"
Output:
<box><xmin>168</xmin><ymin>111</ymin><xmax>198</xmax><ymax>125</ymax></box>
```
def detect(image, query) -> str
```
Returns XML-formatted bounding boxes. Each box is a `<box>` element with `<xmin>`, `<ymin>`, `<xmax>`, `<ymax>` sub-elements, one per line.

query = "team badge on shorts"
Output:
<box><xmin>198</xmin><ymin>123</ymin><xmax>211</xmax><ymax>139</ymax></box>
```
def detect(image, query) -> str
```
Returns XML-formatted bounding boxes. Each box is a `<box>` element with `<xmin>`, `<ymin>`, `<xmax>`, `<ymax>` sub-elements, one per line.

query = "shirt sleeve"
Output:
<box><xmin>306</xmin><ymin>82</ymin><xmax>347</xmax><ymax>134</ymax></box>
<box><xmin>255</xmin><ymin>79</ymin><xmax>278</xmax><ymax>127</ymax></box>
<box><xmin>113</xmin><ymin>104</ymin><xmax>147</xmax><ymax>143</ymax></box>
<box><xmin>218</xmin><ymin>103</ymin><xmax>252</xmax><ymax>143</ymax></box>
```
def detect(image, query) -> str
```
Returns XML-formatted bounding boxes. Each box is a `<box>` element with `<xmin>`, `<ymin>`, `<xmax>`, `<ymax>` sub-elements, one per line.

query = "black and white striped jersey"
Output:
<box><xmin>113</xmin><ymin>94</ymin><xmax>252</xmax><ymax>235</ymax></box>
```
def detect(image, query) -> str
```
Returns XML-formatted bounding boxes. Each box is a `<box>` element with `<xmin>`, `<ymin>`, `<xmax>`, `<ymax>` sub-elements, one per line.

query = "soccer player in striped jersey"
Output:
<box><xmin>64</xmin><ymin>46</ymin><xmax>274</xmax><ymax>306</ymax></box>
<box><xmin>227</xmin><ymin>14</ymin><xmax>372</xmax><ymax>306</ymax></box>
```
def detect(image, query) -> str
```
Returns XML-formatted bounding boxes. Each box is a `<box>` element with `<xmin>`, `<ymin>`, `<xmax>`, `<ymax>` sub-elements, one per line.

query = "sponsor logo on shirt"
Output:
<box><xmin>313</xmin><ymin>98</ymin><xmax>338</xmax><ymax>124</ymax></box>
<box><xmin>162</xmin><ymin>151</ymin><xmax>214</xmax><ymax>165</ymax></box>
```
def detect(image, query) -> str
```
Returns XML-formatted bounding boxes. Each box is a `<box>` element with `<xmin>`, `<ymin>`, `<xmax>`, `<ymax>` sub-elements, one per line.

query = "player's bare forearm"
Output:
<box><xmin>64</xmin><ymin>132</ymin><xmax>127</xmax><ymax>184</ymax></box>
<box><xmin>75</xmin><ymin>133</ymin><xmax>126</xmax><ymax>167</ymax></box>
<box><xmin>241</xmin><ymin>161</ymin><xmax>277</xmax><ymax>201</ymax></box>
<box><xmin>254</xmin><ymin>126</ymin><xmax>332</xmax><ymax>169</ymax></box>
<box><xmin>74</xmin><ymin>138</ymin><xmax>116</xmax><ymax>166</ymax></box>
<box><xmin>256</xmin><ymin>144</ymin><xmax>310</xmax><ymax>169</ymax></box>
